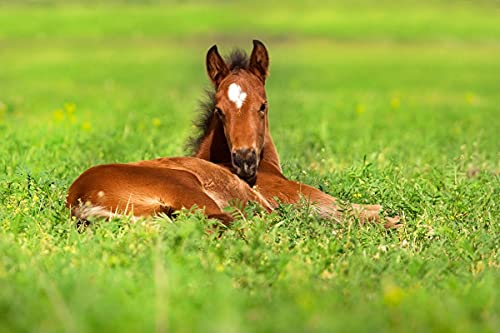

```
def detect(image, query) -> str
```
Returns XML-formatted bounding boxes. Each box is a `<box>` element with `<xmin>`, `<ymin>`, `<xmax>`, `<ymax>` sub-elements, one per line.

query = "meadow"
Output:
<box><xmin>0</xmin><ymin>1</ymin><xmax>498</xmax><ymax>332</ymax></box>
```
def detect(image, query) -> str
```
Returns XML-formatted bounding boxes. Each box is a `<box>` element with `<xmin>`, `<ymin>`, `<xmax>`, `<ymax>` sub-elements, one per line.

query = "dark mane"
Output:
<box><xmin>225</xmin><ymin>49</ymin><xmax>249</xmax><ymax>71</ymax></box>
<box><xmin>184</xmin><ymin>49</ymin><xmax>249</xmax><ymax>155</ymax></box>
<box><xmin>184</xmin><ymin>89</ymin><xmax>216</xmax><ymax>155</ymax></box>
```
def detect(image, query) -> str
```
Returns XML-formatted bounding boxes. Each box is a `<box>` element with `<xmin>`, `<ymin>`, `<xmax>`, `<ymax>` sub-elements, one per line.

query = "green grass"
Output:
<box><xmin>0</xmin><ymin>1</ymin><xmax>499</xmax><ymax>332</ymax></box>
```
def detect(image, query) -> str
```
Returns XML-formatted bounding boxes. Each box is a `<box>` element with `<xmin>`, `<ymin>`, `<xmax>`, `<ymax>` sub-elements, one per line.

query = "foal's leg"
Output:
<box><xmin>163</xmin><ymin>186</ymin><xmax>235</xmax><ymax>227</ymax></box>
<box><xmin>67</xmin><ymin>164</ymin><xmax>235</xmax><ymax>226</ymax></box>
<box><xmin>350</xmin><ymin>203</ymin><xmax>401</xmax><ymax>228</ymax></box>
<box><xmin>70</xmin><ymin>189</ymin><xmax>234</xmax><ymax>227</ymax></box>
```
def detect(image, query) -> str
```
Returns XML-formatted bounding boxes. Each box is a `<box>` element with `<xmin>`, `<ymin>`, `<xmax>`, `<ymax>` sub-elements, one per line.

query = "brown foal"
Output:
<box><xmin>190</xmin><ymin>40</ymin><xmax>398</xmax><ymax>226</ymax></box>
<box><xmin>67</xmin><ymin>40</ymin><xmax>399</xmax><ymax>227</ymax></box>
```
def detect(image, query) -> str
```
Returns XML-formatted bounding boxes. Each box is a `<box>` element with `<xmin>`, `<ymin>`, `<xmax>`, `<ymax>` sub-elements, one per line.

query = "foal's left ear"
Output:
<box><xmin>249</xmin><ymin>40</ymin><xmax>270</xmax><ymax>84</ymax></box>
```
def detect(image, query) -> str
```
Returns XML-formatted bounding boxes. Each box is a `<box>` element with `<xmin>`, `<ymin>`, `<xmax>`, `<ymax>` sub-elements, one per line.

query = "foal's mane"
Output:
<box><xmin>185</xmin><ymin>49</ymin><xmax>249</xmax><ymax>155</ymax></box>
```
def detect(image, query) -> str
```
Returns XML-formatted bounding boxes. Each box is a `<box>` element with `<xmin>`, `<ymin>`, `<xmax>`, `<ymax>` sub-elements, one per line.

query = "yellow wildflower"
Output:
<box><xmin>355</xmin><ymin>104</ymin><xmax>366</xmax><ymax>115</ymax></box>
<box><xmin>64</xmin><ymin>102</ymin><xmax>76</xmax><ymax>114</ymax></box>
<box><xmin>465</xmin><ymin>92</ymin><xmax>476</xmax><ymax>105</ymax></box>
<box><xmin>82</xmin><ymin>121</ymin><xmax>92</xmax><ymax>131</ymax></box>
<box><xmin>53</xmin><ymin>109</ymin><xmax>65</xmax><ymax>122</ymax></box>
<box><xmin>390</xmin><ymin>96</ymin><xmax>400</xmax><ymax>109</ymax></box>
<box><xmin>383</xmin><ymin>283</ymin><xmax>405</xmax><ymax>307</ymax></box>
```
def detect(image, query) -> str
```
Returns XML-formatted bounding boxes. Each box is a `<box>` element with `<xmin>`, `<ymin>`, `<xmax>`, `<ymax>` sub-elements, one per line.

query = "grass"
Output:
<box><xmin>0</xmin><ymin>1</ymin><xmax>499</xmax><ymax>332</ymax></box>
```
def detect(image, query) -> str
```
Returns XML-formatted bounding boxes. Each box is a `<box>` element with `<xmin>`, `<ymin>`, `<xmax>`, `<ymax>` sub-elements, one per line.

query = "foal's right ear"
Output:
<box><xmin>206</xmin><ymin>45</ymin><xmax>229</xmax><ymax>87</ymax></box>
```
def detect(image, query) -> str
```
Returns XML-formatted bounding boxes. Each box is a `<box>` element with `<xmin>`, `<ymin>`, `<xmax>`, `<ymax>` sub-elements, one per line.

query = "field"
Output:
<box><xmin>0</xmin><ymin>1</ymin><xmax>499</xmax><ymax>332</ymax></box>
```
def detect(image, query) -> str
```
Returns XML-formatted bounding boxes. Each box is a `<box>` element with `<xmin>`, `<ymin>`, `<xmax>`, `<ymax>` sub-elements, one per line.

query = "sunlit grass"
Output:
<box><xmin>0</xmin><ymin>1</ymin><xmax>498</xmax><ymax>332</ymax></box>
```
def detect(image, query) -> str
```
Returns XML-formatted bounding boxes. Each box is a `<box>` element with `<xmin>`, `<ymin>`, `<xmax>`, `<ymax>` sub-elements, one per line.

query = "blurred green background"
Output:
<box><xmin>1</xmin><ymin>1</ymin><xmax>499</xmax><ymax>165</ymax></box>
<box><xmin>0</xmin><ymin>1</ymin><xmax>498</xmax><ymax>332</ymax></box>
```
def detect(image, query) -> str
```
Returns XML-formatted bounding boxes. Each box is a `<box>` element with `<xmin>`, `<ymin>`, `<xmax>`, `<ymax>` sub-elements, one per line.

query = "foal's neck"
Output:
<box><xmin>193</xmin><ymin>115</ymin><xmax>283</xmax><ymax>176</ymax></box>
<box><xmin>259</xmin><ymin>117</ymin><xmax>282</xmax><ymax>175</ymax></box>
<box><xmin>193</xmin><ymin>116</ymin><xmax>231</xmax><ymax>165</ymax></box>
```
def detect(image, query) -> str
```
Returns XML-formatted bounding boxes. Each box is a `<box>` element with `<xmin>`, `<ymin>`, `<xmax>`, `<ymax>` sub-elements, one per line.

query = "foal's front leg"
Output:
<box><xmin>350</xmin><ymin>204</ymin><xmax>401</xmax><ymax>228</ymax></box>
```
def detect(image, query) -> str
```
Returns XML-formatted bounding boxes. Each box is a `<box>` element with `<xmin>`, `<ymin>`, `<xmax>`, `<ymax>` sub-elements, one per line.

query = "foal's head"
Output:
<box><xmin>206</xmin><ymin>40</ymin><xmax>270</xmax><ymax>182</ymax></box>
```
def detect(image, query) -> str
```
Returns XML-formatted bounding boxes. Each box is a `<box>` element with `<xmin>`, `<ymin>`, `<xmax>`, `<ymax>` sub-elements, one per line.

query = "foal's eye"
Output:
<box><xmin>258</xmin><ymin>103</ymin><xmax>267</xmax><ymax>113</ymax></box>
<box><xmin>214</xmin><ymin>107</ymin><xmax>224</xmax><ymax>118</ymax></box>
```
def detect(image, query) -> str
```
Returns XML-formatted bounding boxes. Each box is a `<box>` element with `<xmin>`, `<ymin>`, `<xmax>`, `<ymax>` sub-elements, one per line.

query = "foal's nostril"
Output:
<box><xmin>233</xmin><ymin>148</ymin><xmax>256</xmax><ymax>163</ymax></box>
<box><xmin>232</xmin><ymin>148</ymin><xmax>258</xmax><ymax>177</ymax></box>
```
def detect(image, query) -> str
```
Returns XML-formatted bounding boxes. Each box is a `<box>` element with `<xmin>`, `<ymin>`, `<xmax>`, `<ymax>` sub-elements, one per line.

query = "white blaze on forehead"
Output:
<box><xmin>227</xmin><ymin>83</ymin><xmax>247</xmax><ymax>109</ymax></box>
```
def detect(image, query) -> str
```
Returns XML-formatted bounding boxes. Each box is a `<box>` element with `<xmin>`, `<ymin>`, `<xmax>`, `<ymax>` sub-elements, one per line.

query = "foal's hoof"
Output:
<box><xmin>383</xmin><ymin>216</ymin><xmax>402</xmax><ymax>229</ymax></box>
<box><xmin>354</xmin><ymin>204</ymin><xmax>402</xmax><ymax>229</ymax></box>
<box><xmin>355</xmin><ymin>204</ymin><xmax>383</xmax><ymax>223</ymax></box>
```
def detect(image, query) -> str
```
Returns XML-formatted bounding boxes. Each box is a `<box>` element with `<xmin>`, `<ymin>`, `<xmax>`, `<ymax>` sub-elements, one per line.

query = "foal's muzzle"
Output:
<box><xmin>231</xmin><ymin>148</ymin><xmax>258</xmax><ymax>181</ymax></box>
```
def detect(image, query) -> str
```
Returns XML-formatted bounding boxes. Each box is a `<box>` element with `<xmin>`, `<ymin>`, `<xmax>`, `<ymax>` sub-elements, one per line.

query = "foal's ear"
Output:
<box><xmin>249</xmin><ymin>40</ymin><xmax>270</xmax><ymax>83</ymax></box>
<box><xmin>206</xmin><ymin>45</ymin><xmax>229</xmax><ymax>87</ymax></box>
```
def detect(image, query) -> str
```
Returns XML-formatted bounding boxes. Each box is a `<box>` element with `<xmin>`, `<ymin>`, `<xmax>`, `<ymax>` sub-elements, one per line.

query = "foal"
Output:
<box><xmin>67</xmin><ymin>40</ymin><xmax>397</xmax><ymax>227</ymax></box>
<box><xmin>190</xmin><ymin>40</ymin><xmax>399</xmax><ymax>226</ymax></box>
